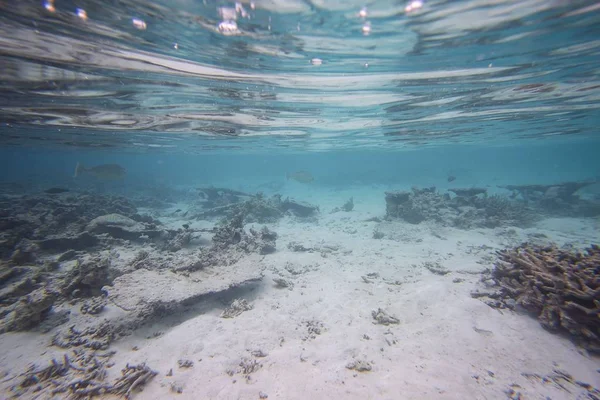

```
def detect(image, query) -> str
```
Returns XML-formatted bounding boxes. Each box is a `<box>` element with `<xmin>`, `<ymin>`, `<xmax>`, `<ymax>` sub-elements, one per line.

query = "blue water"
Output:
<box><xmin>1</xmin><ymin>0</ymin><xmax>599</xmax><ymax>195</ymax></box>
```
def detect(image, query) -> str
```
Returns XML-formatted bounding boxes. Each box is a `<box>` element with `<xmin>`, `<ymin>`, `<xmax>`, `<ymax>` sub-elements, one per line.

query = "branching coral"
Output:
<box><xmin>492</xmin><ymin>243</ymin><xmax>600</xmax><ymax>352</ymax></box>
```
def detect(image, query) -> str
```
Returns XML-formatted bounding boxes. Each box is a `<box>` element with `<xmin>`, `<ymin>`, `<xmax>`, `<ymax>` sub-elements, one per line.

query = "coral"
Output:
<box><xmin>385</xmin><ymin>187</ymin><xmax>536</xmax><ymax>228</ymax></box>
<box><xmin>80</xmin><ymin>296</ymin><xmax>107</xmax><ymax>315</ymax></box>
<box><xmin>385</xmin><ymin>187</ymin><xmax>448</xmax><ymax>224</ymax></box>
<box><xmin>302</xmin><ymin>319</ymin><xmax>324</xmax><ymax>340</ymax></box>
<box><xmin>281</xmin><ymin>197</ymin><xmax>319</xmax><ymax>217</ymax></box>
<box><xmin>0</xmin><ymin>288</ymin><xmax>56</xmax><ymax>332</ymax></box>
<box><xmin>211</xmin><ymin>214</ymin><xmax>277</xmax><ymax>255</ymax></box>
<box><xmin>61</xmin><ymin>256</ymin><xmax>112</xmax><ymax>298</ymax></box>
<box><xmin>372</xmin><ymin>308</ymin><xmax>399</xmax><ymax>325</ymax></box>
<box><xmin>489</xmin><ymin>243</ymin><xmax>600</xmax><ymax>352</ymax></box>
<box><xmin>499</xmin><ymin>181</ymin><xmax>600</xmax><ymax>217</ymax></box>
<box><xmin>273</xmin><ymin>278</ymin><xmax>293</xmax><ymax>289</ymax></box>
<box><xmin>474</xmin><ymin>195</ymin><xmax>537</xmax><ymax>228</ymax></box>
<box><xmin>346</xmin><ymin>360</ymin><xmax>372</xmax><ymax>372</ymax></box>
<box><xmin>220</xmin><ymin>298</ymin><xmax>253</xmax><ymax>318</ymax></box>
<box><xmin>331</xmin><ymin>197</ymin><xmax>354</xmax><ymax>213</ymax></box>
<box><xmin>164</xmin><ymin>230</ymin><xmax>191</xmax><ymax>252</ymax></box>
<box><xmin>197</xmin><ymin>187</ymin><xmax>255</xmax><ymax>208</ymax></box>
<box><xmin>449</xmin><ymin>188</ymin><xmax>487</xmax><ymax>197</ymax></box>
<box><xmin>52</xmin><ymin>322</ymin><xmax>116</xmax><ymax>350</ymax></box>
<box><xmin>14</xmin><ymin>350</ymin><xmax>156</xmax><ymax>400</ymax></box>
<box><xmin>193</xmin><ymin>194</ymin><xmax>284</xmax><ymax>223</ymax></box>
<box><xmin>178</xmin><ymin>359</ymin><xmax>194</xmax><ymax>368</ymax></box>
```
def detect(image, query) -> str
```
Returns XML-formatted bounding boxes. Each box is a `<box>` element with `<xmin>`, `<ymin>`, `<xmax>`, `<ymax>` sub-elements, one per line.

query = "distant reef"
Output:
<box><xmin>385</xmin><ymin>180</ymin><xmax>600</xmax><ymax>229</ymax></box>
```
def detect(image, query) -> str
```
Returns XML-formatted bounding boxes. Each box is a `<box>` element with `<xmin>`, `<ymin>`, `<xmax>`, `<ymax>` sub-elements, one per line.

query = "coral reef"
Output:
<box><xmin>193</xmin><ymin>191</ymin><xmax>283</xmax><ymax>223</ymax></box>
<box><xmin>479</xmin><ymin>243</ymin><xmax>600</xmax><ymax>352</ymax></box>
<box><xmin>280</xmin><ymin>197</ymin><xmax>319</xmax><ymax>217</ymax></box>
<box><xmin>61</xmin><ymin>256</ymin><xmax>113</xmax><ymax>298</ymax></box>
<box><xmin>197</xmin><ymin>187</ymin><xmax>255</xmax><ymax>208</ymax></box>
<box><xmin>211</xmin><ymin>213</ymin><xmax>277</xmax><ymax>255</ymax></box>
<box><xmin>0</xmin><ymin>193</ymin><xmax>137</xmax><ymax>256</ymax></box>
<box><xmin>385</xmin><ymin>187</ymin><xmax>448</xmax><ymax>224</ymax></box>
<box><xmin>0</xmin><ymin>287</ymin><xmax>56</xmax><ymax>332</ymax></box>
<box><xmin>331</xmin><ymin>197</ymin><xmax>354</xmax><ymax>213</ymax></box>
<box><xmin>499</xmin><ymin>180</ymin><xmax>600</xmax><ymax>217</ymax></box>
<box><xmin>449</xmin><ymin>188</ymin><xmax>487</xmax><ymax>197</ymax></box>
<box><xmin>385</xmin><ymin>187</ymin><xmax>536</xmax><ymax>228</ymax></box>
<box><xmin>0</xmin><ymin>187</ymin><xmax>280</xmax><ymax>398</ymax></box>
<box><xmin>192</xmin><ymin>190</ymin><xmax>319</xmax><ymax>221</ymax></box>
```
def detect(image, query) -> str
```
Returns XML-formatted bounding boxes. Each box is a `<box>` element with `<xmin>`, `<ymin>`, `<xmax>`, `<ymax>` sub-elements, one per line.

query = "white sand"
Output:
<box><xmin>1</xmin><ymin>187</ymin><xmax>599</xmax><ymax>399</ymax></box>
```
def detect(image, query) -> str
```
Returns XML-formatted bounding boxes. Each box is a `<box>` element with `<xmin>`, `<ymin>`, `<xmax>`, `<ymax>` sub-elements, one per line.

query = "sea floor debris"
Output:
<box><xmin>13</xmin><ymin>349</ymin><xmax>156</xmax><ymax>399</ymax></box>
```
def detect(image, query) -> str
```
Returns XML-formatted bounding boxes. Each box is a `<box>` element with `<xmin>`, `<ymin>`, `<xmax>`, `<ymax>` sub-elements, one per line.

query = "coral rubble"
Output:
<box><xmin>14</xmin><ymin>350</ymin><xmax>156</xmax><ymax>399</ymax></box>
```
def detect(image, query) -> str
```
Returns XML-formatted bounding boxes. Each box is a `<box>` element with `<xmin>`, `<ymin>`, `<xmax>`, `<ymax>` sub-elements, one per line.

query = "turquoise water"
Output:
<box><xmin>1</xmin><ymin>0</ymin><xmax>599</xmax><ymax>155</ymax></box>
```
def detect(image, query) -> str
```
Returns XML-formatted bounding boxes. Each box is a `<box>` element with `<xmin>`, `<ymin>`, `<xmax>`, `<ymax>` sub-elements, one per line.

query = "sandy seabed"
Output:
<box><xmin>1</xmin><ymin>186</ymin><xmax>598</xmax><ymax>400</ymax></box>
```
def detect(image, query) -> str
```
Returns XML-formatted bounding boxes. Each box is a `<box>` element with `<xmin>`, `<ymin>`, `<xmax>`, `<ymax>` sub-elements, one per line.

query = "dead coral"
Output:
<box><xmin>422</xmin><ymin>261</ymin><xmax>450</xmax><ymax>276</ymax></box>
<box><xmin>302</xmin><ymin>319</ymin><xmax>324</xmax><ymax>341</ymax></box>
<box><xmin>372</xmin><ymin>308</ymin><xmax>400</xmax><ymax>325</ymax></box>
<box><xmin>385</xmin><ymin>187</ymin><xmax>536</xmax><ymax>228</ymax></box>
<box><xmin>14</xmin><ymin>349</ymin><xmax>156</xmax><ymax>400</ymax></box>
<box><xmin>178</xmin><ymin>359</ymin><xmax>194</xmax><ymax>368</ymax></box>
<box><xmin>489</xmin><ymin>243</ymin><xmax>600</xmax><ymax>352</ymax></box>
<box><xmin>331</xmin><ymin>197</ymin><xmax>354</xmax><ymax>213</ymax></box>
<box><xmin>220</xmin><ymin>298</ymin><xmax>253</xmax><ymax>319</ymax></box>
<box><xmin>499</xmin><ymin>181</ymin><xmax>599</xmax><ymax>217</ymax></box>
<box><xmin>346</xmin><ymin>359</ymin><xmax>372</xmax><ymax>372</ymax></box>
<box><xmin>473</xmin><ymin>194</ymin><xmax>537</xmax><ymax>228</ymax></box>
<box><xmin>193</xmin><ymin>192</ymin><xmax>283</xmax><ymax>223</ymax></box>
<box><xmin>385</xmin><ymin>187</ymin><xmax>446</xmax><ymax>224</ymax></box>
<box><xmin>61</xmin><ymin>256</ymin><xmax>112</xmax><ymax>298</ymax></box>
<box><xmin>0</xmin><ymin>287</ymin><xmax>56</xmax><ymax>332</ymax></box>
<box><xmin>53</xmin><ymin>322</ymin><xmax>117</xmax><ymax>350</ymax></box>
<box><xmin>80</xmin><ymin>296</ymin><xmax>107</xmax><ymax>315</ymax></box>
<box><xmin>449</xmin><ymin>187</ymin><xmax>487</xmax><ymax>197</ymax></box>
<box><xmin>163</xmin><ymin>230</ymin><xmax>191</xmax><ymax>252</ymax></box>
<box><xmin>273</xmin><ymin>278</ymin><xmax>293</xmax><ymax>290</ymax></box>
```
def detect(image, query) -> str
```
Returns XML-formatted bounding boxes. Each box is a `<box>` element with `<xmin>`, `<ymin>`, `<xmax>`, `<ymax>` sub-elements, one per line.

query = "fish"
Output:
<box><xmin>447</xmin><ymin>175</ymin><xmax>456</xmax><ymax>182</ymax></box>
<box><xmin>286</xmin><ymin>171</ymin><xmax>314</xmax><ymax>184</ymax></box>
<box><xmin>44</xmin><ymin>187</ymin><xmax>69</xmax><ymax>194</ymax></box>
<box><xmin>74</xmin><ymin>162</ymin><xmax>126</xmax><ymax>180</ymax></box>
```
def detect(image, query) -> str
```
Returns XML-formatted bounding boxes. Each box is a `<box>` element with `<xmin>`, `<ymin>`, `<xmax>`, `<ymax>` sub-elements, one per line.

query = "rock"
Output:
<box><xmin>372</xmin><ymin>308</ymin><xmax>399</xmax><ymax>325</ymax></box>
<box><xmin>38</xmin><ymin>309</ymin><xmax>70</xmax><ymax>333</ymax></box>
<box><xmin>80</xmin><ymin>296</ymin><xmax>107</xmax><ymax>315</ymax></box>
<box><xmin>1</xmin><ymin>288</ymin><xmax>56</xmax><ymax>332</ymax></box>
<box><xmin>281</xmin><ymin>198</ymin><xmax>319</xmax><ymax>217</ymax></box>
<box><xmin>62</xmin><ymin>257</ymin><xmax>112</xmax><ymax>298</ymax></box>
<box><xmin>346</xmin><ymin>360</ymin><xmax>372</xmax><ymax>372</ymax></box>
<box><xmin>449</xmin><ymin>188</ymin><xmax>487</xmax><ymax>197</ymax></box>
<box><xmin>102</xmin><ymin>254</ymin><xmax>265</xmax><ymax>331</ymax></box>
<box><xmin>331</xmin><ymin>197</ymin><xmax>354</xmax><ymax>213</ymax></box>
<box><xmin>164</xmin><ymin>230</ymin><xmax>191</xmax><ymax>252</ymax></box>
<box><xmin>10</xmin><ymin>239</ymin><xmax>40</xmax><ymax>265</ymax></box>
<box><xmin>86</xmin><ymin>213</ymin><xmax>163</xmax><ymax>241</ymax></box>
<box><xmin>37</xmin><ymin>232</ymin><xmax>98</xmax><ymax>253</ymax></box>
<box><xmin>220</xmin><ymin>298</ymin><xmax>253</xmax><ymax>318</ymax></box>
